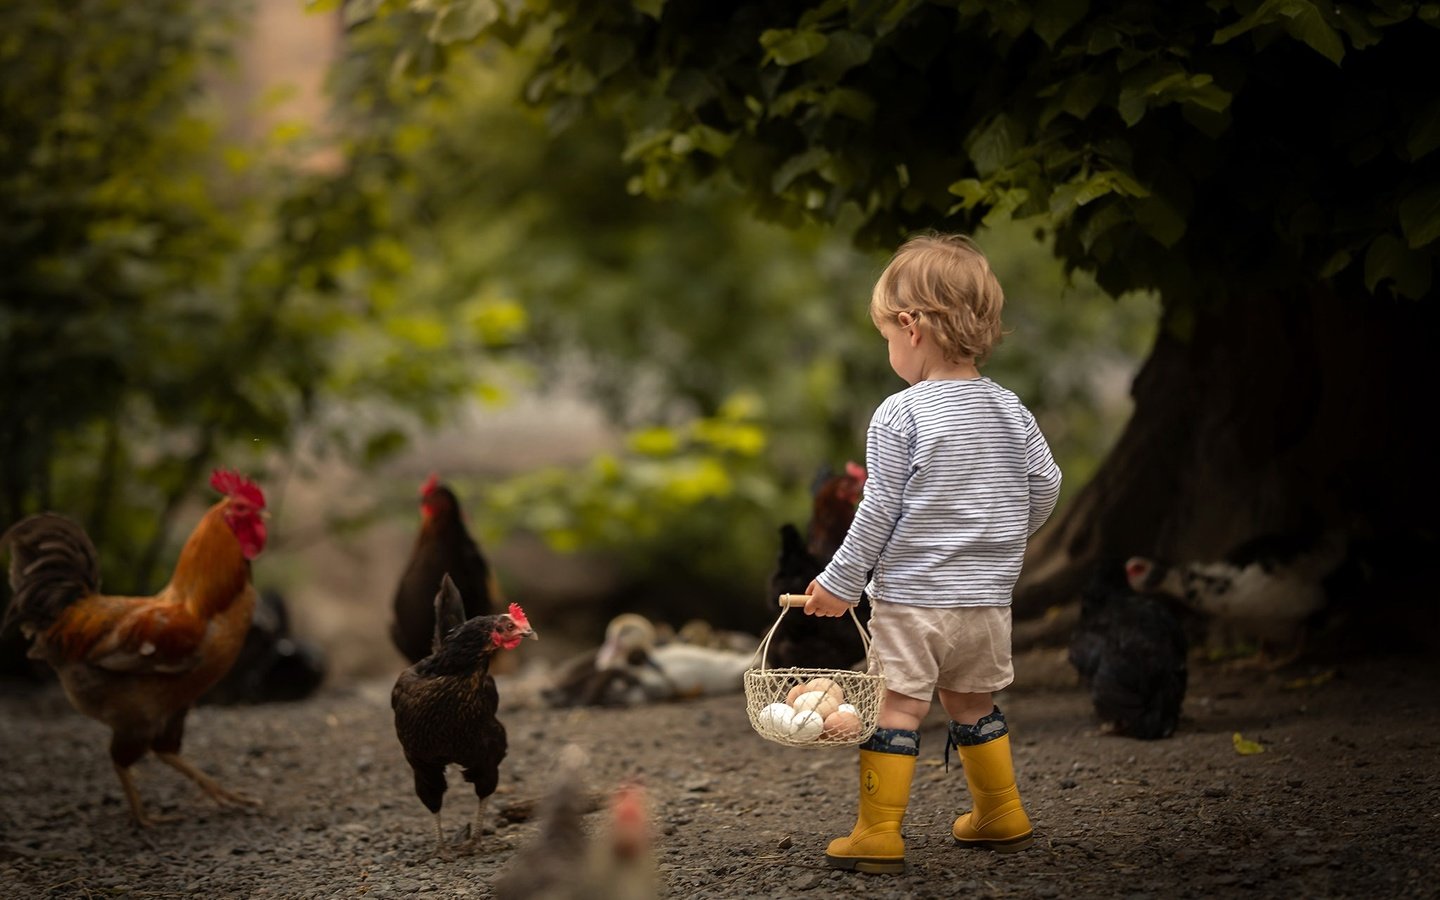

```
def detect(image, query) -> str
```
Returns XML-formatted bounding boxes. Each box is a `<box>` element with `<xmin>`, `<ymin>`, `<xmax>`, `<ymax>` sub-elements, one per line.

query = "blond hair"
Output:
<box><xmin>869</xmin><ymin>232</ymin><xmax>1005</xmax><ymax>364</ymax></box>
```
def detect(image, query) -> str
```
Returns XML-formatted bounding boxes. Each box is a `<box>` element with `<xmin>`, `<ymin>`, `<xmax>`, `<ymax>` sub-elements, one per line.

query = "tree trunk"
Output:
<box><xmin>1016</xmin><ymin>280</ymin><xmax>1438</xmax><ymax>634</ymax></box>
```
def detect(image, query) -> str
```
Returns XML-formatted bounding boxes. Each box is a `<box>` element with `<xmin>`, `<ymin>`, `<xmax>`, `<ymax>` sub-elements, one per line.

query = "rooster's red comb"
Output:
<box><xmin>420</xmin><ymin>472</ymin><xmax>440</xmax><ymax>497</ymax></box>
<box><xmin>845</xmin><ymin>461</ymin><xmax>867</xmax><ymax>487</ymax></box>
<box><xmin>210</xmin><ymin>469</ymin><xmax>266</xmax><ymax>508</ymax></box>
<box><xmin>507</xmin><ymin>602</ymin><xmax>530</xmax><ymax>631</ymax></box>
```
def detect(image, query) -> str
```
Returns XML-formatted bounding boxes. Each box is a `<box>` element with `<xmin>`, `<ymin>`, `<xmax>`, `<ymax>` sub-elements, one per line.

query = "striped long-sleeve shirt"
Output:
<box><xmin>816</xmin><ymin>378</ymin><xmax>1062</xmax><ymax>608</ymax></box>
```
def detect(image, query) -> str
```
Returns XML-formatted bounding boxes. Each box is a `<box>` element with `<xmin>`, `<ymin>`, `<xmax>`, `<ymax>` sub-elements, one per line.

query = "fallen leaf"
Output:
<box><xmin>1233</xmin><ymin>732</ymin><xmax>1265</xmax><ymax>755</ymax></box>
<box><xmin>1281</xmin><ymin>669</ymin><xmax>1336</xmax><ymax>691</ymax></box>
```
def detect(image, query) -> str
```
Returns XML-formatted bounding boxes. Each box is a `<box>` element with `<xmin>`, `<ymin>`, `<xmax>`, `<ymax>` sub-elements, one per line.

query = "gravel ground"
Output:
<box><xmin>2</xmin><ymin>651</ymin><xmax>1437</xmax><ymax>899</ymax></box>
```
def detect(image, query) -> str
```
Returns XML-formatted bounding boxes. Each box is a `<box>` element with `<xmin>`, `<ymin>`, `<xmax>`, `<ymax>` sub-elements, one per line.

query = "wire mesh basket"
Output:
<box><xmin>744</xmin><ymin>594</ymin><xmax>885</xmax><ymax>748</ymax></box>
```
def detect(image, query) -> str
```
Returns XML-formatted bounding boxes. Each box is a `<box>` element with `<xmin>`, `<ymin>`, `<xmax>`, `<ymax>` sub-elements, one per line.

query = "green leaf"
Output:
<box><xmin>1407</xmin><ymin>101</ymin><xmax>1440</xmax><ymax>161</ymax></box>
<box><xmin>341</xmin><ymin>0</ymin><xmax>383</xmax><ymax>27</ymax></box>
<box><xmin>1318</xmin><ymin>250</ymin><xmax>1352</xmax><ymax>278</ymax></box>
<box><xmin>1365</xmin><ymin>233</ymin><xmax>1433</xmax><ymax>298</ymax></box>
<box><xmin>1214</xmin><ymin>0</ymin><xmax>1296</xmax><ymax>44</ymax></box>
<box><xmin>760</xmin><ymin>28</ymin><xmax>830</xmax><ymax>66</ymax></box>
<box><xmin>968</xmin><ymin>114</ymin><xmax>1023</xmax><ymax>177</ymax></box>
<box><xmin>1060</xmin><ymin>74</ymin><xmax>1108</xmax><ymax>121</ymax></box>
<box><xmin>824</xmin><ymin>87</ymin><xmax>876</xmax><ymax>123</ymax></box>
<box><xmin>1213</xmin><ymin>0</ymin><xmax>1344</xmax><ymax>65</ymax></box>
<box><xmin>947</xmin><ymin>178</ymin><xmax>990</xmax><ymax>209</ymax></box>
<box><xmin>1133</xmin><ymin>196</ymin><xmax>1187</xmax><ymax>247</ymax></box>
<box><xmin>1077</xmin><ymin>201</ymin><xmax>1129</xmax><ymax>252</ymax></box>
<box><xmin>1032</xmin><ymin>0</ymin><xmax>1090</xmax><ymax>47</ymax></box>
<box><xmin>427</xmin><ymin>0</ymin><xmax>500</xmax><ymax>45</ymax></box>
<box><xmin>686</xmin><ymin>124</ymin><xmax>736</xmax><ymax>157</ymax></box>
<box><xmin>629</xmin><ymin>426</ymin><xmax>680</xmax><ymax>456</ymax></box>
<box><xmin>1398</xmin><ymin>185</ymin><xmax>1440</xmax><ymax>249</ymax></box>
<box><xmin>622</xmin><ymin>128</ymin><xmax>674</xmax><ymax>163</ymax></box>
<box><xmin>1282</xmin><ymin>0</ymin><xmax>1346</xmax><ymax>64</ymax></box>
<box><xmin>808</xmin><ymin>30</ymin><xmax>873</xmax><ymax>82</ymax></box>
<box><xmin>632</xmin><ymin>0</ymin><xmax>666</xmax><ymax>20</ymax></box>
<box><xmin>772</xmin><ymin>147</ymin><xmax>830</xmax><ymax>193</ymax></box>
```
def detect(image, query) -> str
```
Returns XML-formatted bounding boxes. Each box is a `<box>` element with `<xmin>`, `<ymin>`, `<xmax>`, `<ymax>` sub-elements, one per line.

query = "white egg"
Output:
<box><xmin>837</xmin><ymin>703</ymin><xmax>857</xmax><ymax>715</ymax></box>
<box><xmin>758</xmin><ymin>702</ymin><xmax>796</xmax><ymax>736</ymax></box>
<box><xmin>791</xmin><ymin>690</ymin><xmax>840</xmax><ymax>720</ymax></box>
<box><xmin>790</xmin><ymin>710</ymin><xmax>825</xmax><ymax>742</ymax></box>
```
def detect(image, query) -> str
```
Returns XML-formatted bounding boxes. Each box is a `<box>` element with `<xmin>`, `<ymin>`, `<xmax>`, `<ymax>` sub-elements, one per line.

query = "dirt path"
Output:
<box><xmin>2</xmin><ymin>652</ymin><xmax>1437</xmax><ymax>899</ymax></box>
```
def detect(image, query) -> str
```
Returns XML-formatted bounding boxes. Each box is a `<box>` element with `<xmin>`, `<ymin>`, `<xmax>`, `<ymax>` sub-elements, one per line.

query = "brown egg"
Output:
<box><xmin>822</xmin><ymin>709</ymin><xmax>863</xmax><ymax>741</ymax></box>
<box><xmin>801</xmin><ymin>677</ymin><xmax>845</xmax><ymax>705</ymax></box>
<box><xmin>790</xmin><ymin>690</ymin><xmax>840</xmax><ymax>720</ymax></box>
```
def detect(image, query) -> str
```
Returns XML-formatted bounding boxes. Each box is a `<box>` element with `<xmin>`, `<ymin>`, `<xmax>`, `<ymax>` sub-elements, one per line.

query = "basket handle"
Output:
<box><xmin>752</xmin><ymin>593</ymin><xmax>876</xmax><ymax>673</ymax></box>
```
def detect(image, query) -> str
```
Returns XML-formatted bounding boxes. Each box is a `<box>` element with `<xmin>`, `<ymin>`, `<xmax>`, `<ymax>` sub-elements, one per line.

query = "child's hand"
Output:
<box><xmin>803</xmin><ymin>581</ymin><xmax>852</xmax><ymax>618</ymax></box>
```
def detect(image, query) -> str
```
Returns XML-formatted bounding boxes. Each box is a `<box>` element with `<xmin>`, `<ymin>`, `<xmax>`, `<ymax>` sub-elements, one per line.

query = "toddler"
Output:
<box><xmin>803</xmin><ymin>232</ymin><xmax>1062</xmax><ymax>873</ymax></box>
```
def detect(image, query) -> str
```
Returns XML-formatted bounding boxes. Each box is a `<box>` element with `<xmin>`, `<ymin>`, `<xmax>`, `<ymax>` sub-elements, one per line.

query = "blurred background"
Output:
<box><xmin>0</xmin><ymin>1</ymin><xmax>1159</xmax><ymax>684</ymax></box>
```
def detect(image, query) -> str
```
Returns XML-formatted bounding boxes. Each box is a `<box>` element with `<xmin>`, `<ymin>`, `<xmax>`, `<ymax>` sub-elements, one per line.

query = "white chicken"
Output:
<box><xmin>1125</xmin><ymin>529</ymin><xmax>1347</xmax><ymax>666</ymax></box>
<box><xmin>594</xmin><ymin>613</ymin><xmax>755</xmax><ymax>703</ymax></box>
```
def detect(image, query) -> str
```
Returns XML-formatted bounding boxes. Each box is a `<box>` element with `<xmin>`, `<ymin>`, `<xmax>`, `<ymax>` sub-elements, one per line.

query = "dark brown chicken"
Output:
<box><xmin>391</xmin><ymin>574</ymin><xmax>535</xmax><ymax>854</ymax></box>
<box><xmin>390</xmin><ymin>474</ymin><xmax>503</xmax><ymax>665</ymax></box>
<box><xmin>805</xmin><ymin>460</ymin><xmax>867</xmax><ymax>563</ymax></box>
<box><xmin>765</xmin><ymin>462</ymin><xmax>870</xmax><ymax>669</ymax></box>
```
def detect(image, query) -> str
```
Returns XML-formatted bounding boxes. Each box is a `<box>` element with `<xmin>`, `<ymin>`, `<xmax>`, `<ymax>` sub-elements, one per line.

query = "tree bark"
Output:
<box><xmin>1015</xmin><ymin>280</ymin><xmax>1437</xmax><ymax>626</ymax></box>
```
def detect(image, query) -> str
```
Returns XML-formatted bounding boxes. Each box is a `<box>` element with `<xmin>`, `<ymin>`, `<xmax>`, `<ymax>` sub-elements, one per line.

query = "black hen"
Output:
<box><xmin>762</xmin><ymin>461</ymin><xmax>870</xmax><ymax>669</ymax></box>
<box><xmin>391</xmin><ymin>474</ymin><xmax>503</xmax><ymax>664</ymax></box>
<box><xmin>391</xmin><ymin>574</ymin><xmax>536</xmax><ymax>854</ymax></box>
<box><xmin>1068</xmin><ymin>562</ymin><xmax>1189</xmax><ymax>740</ymax></box>
<box><xmin>765</xmin><ymin>523</ymin><xmax>869</xmax><ymax>670</ymax></box>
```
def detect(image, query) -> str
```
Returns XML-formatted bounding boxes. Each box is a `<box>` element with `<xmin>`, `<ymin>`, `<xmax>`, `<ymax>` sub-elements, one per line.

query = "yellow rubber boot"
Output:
<box><xmin>951</xmin><ymin>712</ymin><xmax>1034</xmax><ymax>852</ymax></box>
<box><xmin>825</xmin><ymin>732</ymin><xmax>918</xmax><ymax>874</ymax></box>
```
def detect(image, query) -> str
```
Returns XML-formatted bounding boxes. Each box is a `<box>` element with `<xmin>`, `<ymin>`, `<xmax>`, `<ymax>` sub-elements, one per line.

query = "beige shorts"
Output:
<box><xmin>866</xmin><ymin>599</ymin><xmax>1013</xmax><ymax>700</ymax></box>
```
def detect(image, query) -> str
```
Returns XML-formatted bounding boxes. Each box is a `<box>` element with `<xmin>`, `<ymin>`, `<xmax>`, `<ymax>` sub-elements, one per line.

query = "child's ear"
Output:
<box><xmin>897</xmin><ymin>312</ymin><xmax>922</xmax><ymax>345</ymax></box>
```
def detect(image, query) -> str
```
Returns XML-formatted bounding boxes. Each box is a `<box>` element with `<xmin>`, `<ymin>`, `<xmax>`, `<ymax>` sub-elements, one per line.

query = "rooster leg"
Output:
<box><xmin>155</xmin><ymin>752</ymin><xmax>261</xmax><ymax>810</ymax></box>
<box><xmin>114</xmin><ymin>763</ymin><xmax>182</xmax><ymax>828</ymax></box>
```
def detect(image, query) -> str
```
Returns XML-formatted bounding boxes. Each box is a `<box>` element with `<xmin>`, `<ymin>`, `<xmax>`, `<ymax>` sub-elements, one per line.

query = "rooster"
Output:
<box><xmin>391</xmin><ymin>574</ymin><xmax>536</xmax><ymax>855</ymax></box>
<box><xmin>390</xmin><ymin>473</ymin><xmax>503</xmax><ymax>665</ymax></box>
<box><xmin>494</xmin><ymin>744</ymin><xmax>657</xmax><ymax>900</ymax></box>
<box><xmin>1068</xmin><ymin>562</ymin><xmax>1189</xmax><ymax>739</ymax></box>
<box><xmin>0</xmin><ymin>469</ymin><xmax>269</xmax><ymax>826</ymax></box>
<box><xmin>765</xmin><ymin>462</ymin><xmax>870</xmax><ymax>669</ymax></box>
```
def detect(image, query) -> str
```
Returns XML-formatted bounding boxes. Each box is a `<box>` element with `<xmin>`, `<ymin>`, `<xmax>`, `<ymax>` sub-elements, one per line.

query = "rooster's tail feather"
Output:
<box><xmin>1</xmin><ymin>513</ymin><xmax>101</xmax><ymax>633</ymax></box>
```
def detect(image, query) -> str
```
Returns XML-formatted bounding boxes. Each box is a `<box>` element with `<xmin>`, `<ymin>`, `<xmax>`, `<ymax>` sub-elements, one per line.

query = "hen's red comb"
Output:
<box><xmin>210</xmin><ymin>469</ymin><xmax>266</xmax><ymax>508</ymax></box>
<box><xmin>420</xmin><ymin>472</ymin><xmax>440</xmax><ymax>497</ymax></box>
<box><xmin>507</xmin><ymin>602</ymin><xmax>530</xmax><ymax>631</ymax></box>
<box><xmin>845</xmin><ymin>461</ymin><xmax>867</xmax><ymax>487</ymax></box>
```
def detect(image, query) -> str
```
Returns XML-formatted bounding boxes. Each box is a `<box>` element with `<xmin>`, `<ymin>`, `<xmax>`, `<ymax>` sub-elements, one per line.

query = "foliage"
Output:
<box><xmin>0</xmin><ymin>0</ymin><xmax>1160</xmax><ymax>616</ymax></box>
<box><xmin>400</xmin><ymin>0</ymin><xmax>1439</xmax><ymax>308</ymax></box>
<box><xmin>0</xmin><ymin>1</ymin><xmax>507</xmax><ymax>591</ymax></box>
<box><xmin>322</xmin><ymin>20</ymin><xmax>1155</xmax><ymax>607</ymax></box>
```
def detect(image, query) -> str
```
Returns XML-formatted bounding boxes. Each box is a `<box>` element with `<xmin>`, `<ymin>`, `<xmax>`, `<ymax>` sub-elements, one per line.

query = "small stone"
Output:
<box><xmin>777</xmin><ymin>836</ymin><xmax>793</xmax><ymax>850</ymax></box>
<box><xmin>795</xmin><ymin>872</ymin><xmax>824</xmax><ymax>891</ymax></box>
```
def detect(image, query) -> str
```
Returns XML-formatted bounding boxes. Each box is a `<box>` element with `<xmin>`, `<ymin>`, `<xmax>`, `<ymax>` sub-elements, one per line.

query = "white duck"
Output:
<box><xmin>594</xmin><ymin>613</ymin><xmax>755</xmax><ymax>703</ymax></box>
